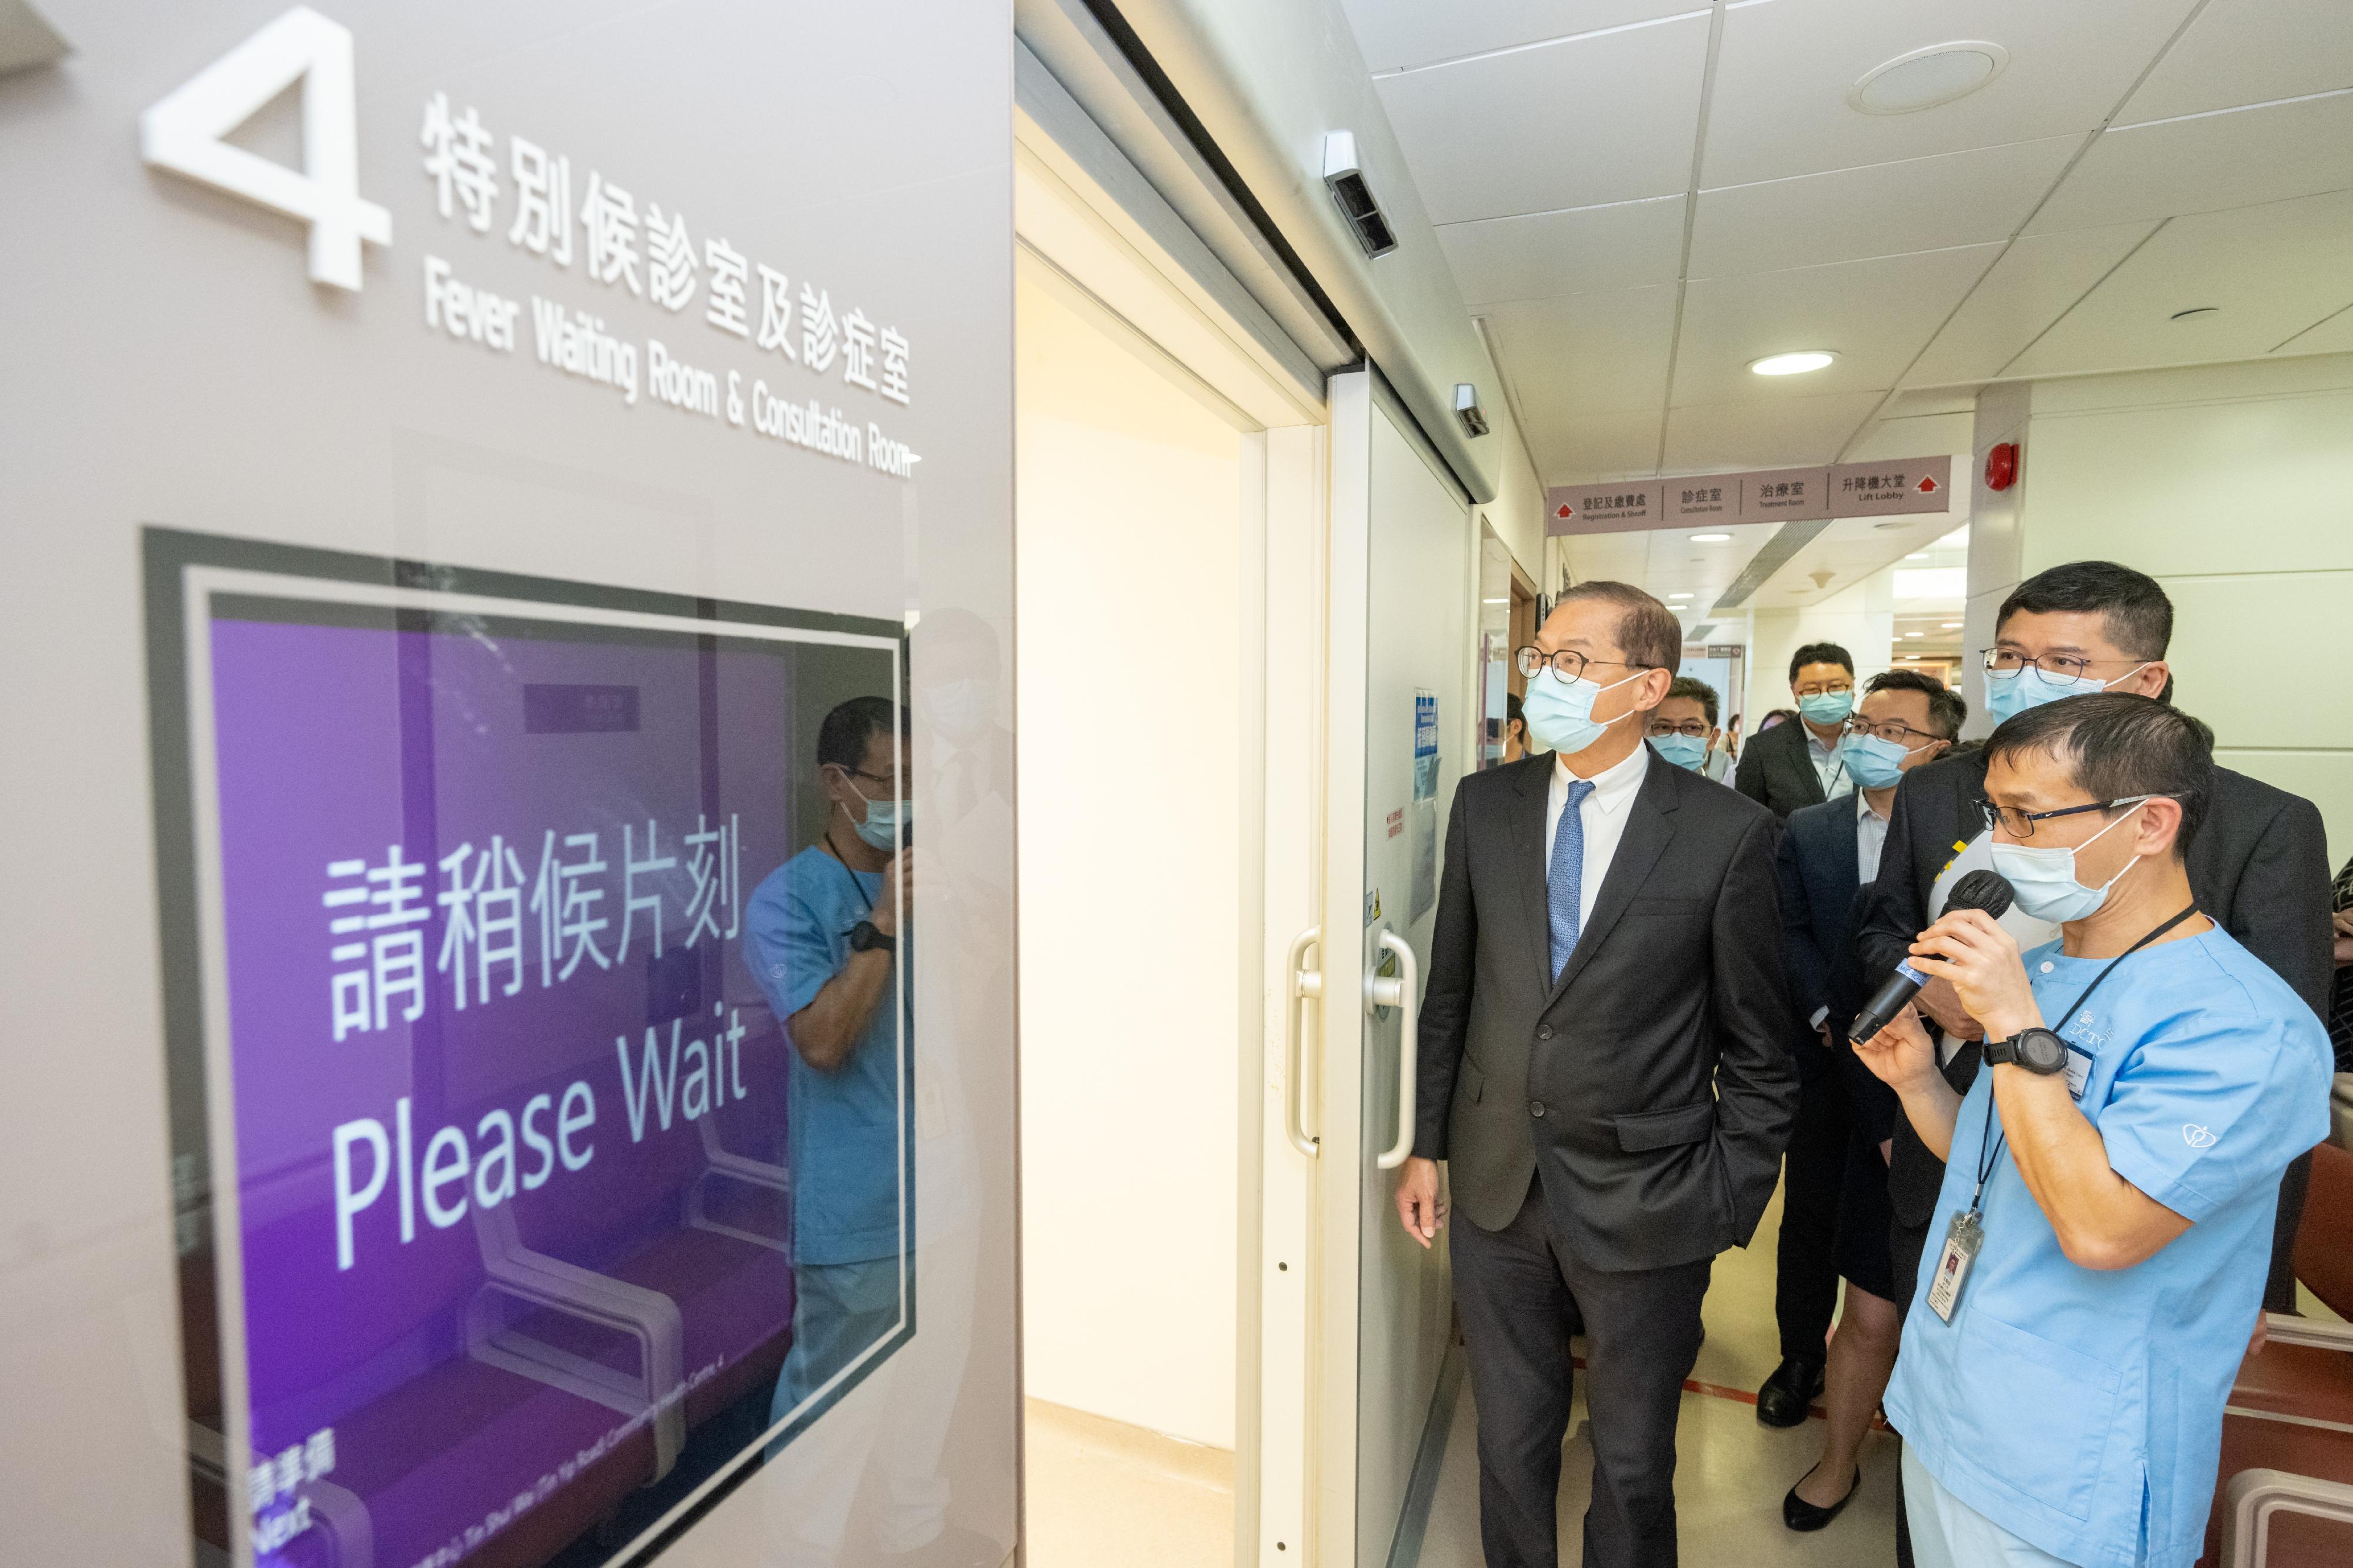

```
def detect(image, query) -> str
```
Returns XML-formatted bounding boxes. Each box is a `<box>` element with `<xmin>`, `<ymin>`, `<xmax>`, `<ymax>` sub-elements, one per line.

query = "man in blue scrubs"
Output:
<box><xmin>1855</xmin><ymin>694</ymin><xmax>2330</xmax><ymax>1568</ymax></box>
<box><xmin>744</xmin><ymin>696</ymin><xmax>915</xmax><ymax>1437</ymax></box>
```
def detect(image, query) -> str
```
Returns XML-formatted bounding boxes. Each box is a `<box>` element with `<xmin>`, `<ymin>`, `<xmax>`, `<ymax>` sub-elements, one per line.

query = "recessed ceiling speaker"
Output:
<box><xmin>1849</xmin><ymin>42</ymin><xmax>2009</xmax><ymax>115</ymax></box>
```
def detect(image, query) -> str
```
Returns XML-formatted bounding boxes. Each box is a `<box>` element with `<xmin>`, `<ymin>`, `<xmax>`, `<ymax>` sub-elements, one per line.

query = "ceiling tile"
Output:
<box><xmin>1539</xmin><ymin>409</ymin><xmax>1668</xmax><ymax>482</ymax></box>
<box><xmin>1904</xmin><ymin>221</ymin><xmax>2158</xmax><ymax>385</ymax></box>
<box><xmin>1671</xmin><ymin>243</ymin><xmax>2003</xmax><ymax>404</ymax></box>
<box><xmin>1844</xmin><ymin>410</ymin><xmax>1975</xmax><ymax>463</ymax></box>
<box><xmin>1339</xmin><ymin>0</ymin><xmax>1709</xmax><ymax>74</ymax></box>
<box><xmin>2005</xmin><ymin>188</ymin><xmax>2353</xmax><ymax>376</ymax></box>
<box><xmin>1485</xmin><ymin>287</ymin><xmax>1680</xmax><ymax>416</ymax></box>
<box><xmin>2114</xmin><ymin>0</ymin><xmax>2353</xmax><ymax>125</ymax></box>
<box><xmin>1374</xmin><ymin>13</ymin><xmax>1709</xmax><ymax>223</ymax></box>
<box><xmin>1661</xmin><ymin>391</ymin><xmax>1889</xmax><ymax>471</ymax></box>
<box><xmin>1688</xmin><ymin>136</ymin><xmax>2080</xmax><ymax>278</ymax></box>
<box><xmin>1439</xmin><ymin>196</ymin><xmax>1687</xmax><ymax>303</ymax></box>
<box><xmin>2024</xmin><ymin>90</ymin><xmax>2353</xmax><ymax>234</ymax></box>
<box><xmin>1701</xmin><ymin>0</ymin><xmax>2201</xmax><ymax>188</ymax></box>
<box><xmin>2277</xmin><ymin>301</ymin><xmax>2353</xmax><ymax>356</ymax></box>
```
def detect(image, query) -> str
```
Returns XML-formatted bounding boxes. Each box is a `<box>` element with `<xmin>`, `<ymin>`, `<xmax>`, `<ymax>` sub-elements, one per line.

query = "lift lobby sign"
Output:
<box><xmin>1</xmin><ymin>4</ymin><xmax>1015</xmax><ymax>1568</ymax></box>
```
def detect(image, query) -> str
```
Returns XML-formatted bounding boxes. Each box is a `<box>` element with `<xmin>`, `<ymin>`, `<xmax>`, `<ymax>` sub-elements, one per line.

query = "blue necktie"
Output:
<box><xmin>1548</xmin><ymin>779</ymin><xmax>1596</xmax><ymax>983</ymax></box>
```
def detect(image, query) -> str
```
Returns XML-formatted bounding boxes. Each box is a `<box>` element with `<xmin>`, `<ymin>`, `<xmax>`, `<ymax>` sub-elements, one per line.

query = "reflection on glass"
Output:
<box><xmin>148</xmin><ymin>533</ymin><xmax>924</xmax><ymax>1568</ymax></box>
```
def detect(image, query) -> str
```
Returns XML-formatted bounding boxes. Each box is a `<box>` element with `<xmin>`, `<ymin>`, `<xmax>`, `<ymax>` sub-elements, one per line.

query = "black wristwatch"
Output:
<box><xmin>848</xmin><ymin>919</ymin><xmax>896</xmax><ymax>955</ymax></box>
<box><xmin>1984</xmin><ymin>1027</ymin><xmax>2068</xmax><ymax>1075</ymax></box>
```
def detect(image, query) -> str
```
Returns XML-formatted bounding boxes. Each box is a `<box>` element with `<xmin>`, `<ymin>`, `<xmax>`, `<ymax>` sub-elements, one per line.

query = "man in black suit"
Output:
<box><xmin>1766</xmin><ymin>670</ymin><xmax>1962</xmax><ymax>1531</ymax></box>
<box><xmin>1857</xmin><ymin>561</ymin><xmax>2332</xmax><ymax>1563</ymax></box>
<box><xmin>1395</xmin><ymin>581</ymin><xmax>1799</xmax><ymax>1568</ymax></box>
<box><xmin>1735</xmin><ymin>642</ymin><xmax>1858</xmax><ymax>819</ymax></box>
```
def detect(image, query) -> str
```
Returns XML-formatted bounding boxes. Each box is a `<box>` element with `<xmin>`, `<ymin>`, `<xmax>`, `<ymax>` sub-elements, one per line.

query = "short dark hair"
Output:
<box><xmin>1664</xmin><ymin>675</ymin><xmax>1719</xmax><ymax>726</ymax></box>
<box><xmin>1996</xmin><ymin>561</ymin><xmax>2172</xmax><ymax>662</ymax></box>
<box><xmin>1865</xmin><ymin>668</ymin><xmax>1965</xmax><ymax>740</ymax></box>
<box><xmin>1982</xmin><ymin>692</ymin><xmax>2212</xmax><ymax>855</ymax></box>
<box><xmin>817</xmin><ymin>695</ymin><xmax>905</xmax><ymax>772</ymax></box>
<box><xmin>1505</xmin><ymin>690</ymin><xmax>1525</xmax><ymax>732</ymax></box>
<box><xmin>1556</xmin><ymin>580</ymin><xmax>1681</xmax><ymax>676</ymax></box>
<box><xmin>1759</xmin><ymin>708</ymin><xmax>1797</xmax><ymax>730</ymax></box>
<box><xmin>1789</xmin><ymin>642</ymin><xmax>1854</xmax><ymax>683</ymax></box>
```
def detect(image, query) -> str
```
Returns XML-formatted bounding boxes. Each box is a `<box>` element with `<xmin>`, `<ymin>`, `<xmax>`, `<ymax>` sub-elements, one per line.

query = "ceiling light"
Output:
<box><xmin>1749</xmin><ymin>351</ymin><xmax>1837</xmax><ymax>377</ymax></box>
<box><xmin>1849</xmin><ymin>42</ymin><xmax>2009</xmax><ymax>115</ymax></box>
<box><xmin>1904</xmin><ymin>632</ymin><xmax>1923</xmax><ymax>638</ymax></box>
<box><xmin>1667</xmin><ymin>592</ymin><xmax>1694</xmax><ymax>599</ymax></box>
<box><xmin>1691</xmin><ymin>532</ymin><xmax>1732</xmax><ymax>543</ymax></box>
<box><xmin>1482</xmin><ymin>597</ymin><xmax>1508</xmax><ymax>603</ymax></box>
<box><xmin>1942</xmin><ymin>622</ymin><xmax>1962</xmax><ymax>629</ymax></box>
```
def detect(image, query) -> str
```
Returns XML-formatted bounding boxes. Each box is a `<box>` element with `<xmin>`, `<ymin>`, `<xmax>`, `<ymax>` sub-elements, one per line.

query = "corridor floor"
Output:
<box><xmin>1414</xmin><ymin>1180</ymin><xmax>1902</xmax><ymax>1568</ymax></box>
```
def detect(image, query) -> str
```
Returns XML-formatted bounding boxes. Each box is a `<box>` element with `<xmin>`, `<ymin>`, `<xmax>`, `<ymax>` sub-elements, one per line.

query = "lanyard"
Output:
<box><xmin>1968</xmin><ymin>903</ymin><xmax>2199</xmax><ymax>1209</ymax></box>
<box><xmin>822</xmin><ymin>831</ymin><xmax>876</xmax><ymax>917</ymax></box>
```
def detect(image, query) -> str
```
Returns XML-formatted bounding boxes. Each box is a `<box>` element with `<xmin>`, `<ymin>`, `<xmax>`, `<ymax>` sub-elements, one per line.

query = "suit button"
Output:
<box><xmin>1529</xmin><ymin>1100</ymin><xmax>1547</xmax><ymax>1119</ymax></box>
<box><xmin>1537</xmin><ymin>1026</ymin><xmax>1554</xmax><ymax>1040</ymax></box>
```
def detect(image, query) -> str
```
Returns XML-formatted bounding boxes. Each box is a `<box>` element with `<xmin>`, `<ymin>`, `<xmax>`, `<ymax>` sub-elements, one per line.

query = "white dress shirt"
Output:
<box><xmin>1807</xmin><ymin>723</ymin><xmax>1849</xmax><ymax>798</ymax></box>
<box><xmin>1857</xmin><ymin>788</ymin><xmax>1892</xmax><ymax>885</ymax></box>
<box><xmin>1545</xmin><ymin>740</ymin><xmax>1650</xmax><ymax>932</ymax></box>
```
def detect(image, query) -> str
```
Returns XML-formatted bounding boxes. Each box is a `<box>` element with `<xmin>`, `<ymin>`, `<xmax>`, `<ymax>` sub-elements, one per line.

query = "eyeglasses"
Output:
<box><xmin>1515</xmin><ymin>645</ymin><xmax>1652</xmax><ymax>682</ymax></box>
<box><xmin>1792</xmin><ymin>679</ymin><xmax>1854</xmax><ymax>698</ymax></box>
<box><xmin>1841</xmin><ymin>715</ymin><xmax>1942</xmax><ymax>748</ymax></box>
<box><xmin>1646</xmin><ymin>719</ymin><xmax>1711</xmax><ymax>738</ymax></box>
<box><xmin>1975</xmin><ymin>793</ymin><xmax>2159</xmax><ymax>840</ymax></box>
<box><xmin>1981</xmin><ymin>648</ymin><xmax>2131</xmax><ymax>684</ymax></box>
<box><xmin>838</xmin><ymin>764</ymin><xmax>911</xmax><ymax>800</ymax></box>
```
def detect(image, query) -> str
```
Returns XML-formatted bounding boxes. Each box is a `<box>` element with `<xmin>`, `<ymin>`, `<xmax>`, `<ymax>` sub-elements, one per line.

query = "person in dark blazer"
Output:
<box><xmin>1395</xmin><ymin>581</ymin><xmax>1799</xmax><ymax>1568</ymax></box>
<box><xmin>1767</xmin><ymin>670</ymin><xmax>1963</xmax><ymax>1532</ymax></box>
<box><xmin>1857</xmin><ymin>561</ymin><xmax>2332</xmax><ymax>1566</ymax></box>
<box><xmin>1735</xmin><ymin>642</ymin><xmax>1858</xmax><ymax>818</ymax></box>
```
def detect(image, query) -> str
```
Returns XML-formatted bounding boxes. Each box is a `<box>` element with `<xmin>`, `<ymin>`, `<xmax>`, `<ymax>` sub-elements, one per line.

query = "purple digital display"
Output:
<box><xmin>186</xmin><ymin>586</ymin><xmax>902</xmax><ymax>1568</ymax></box>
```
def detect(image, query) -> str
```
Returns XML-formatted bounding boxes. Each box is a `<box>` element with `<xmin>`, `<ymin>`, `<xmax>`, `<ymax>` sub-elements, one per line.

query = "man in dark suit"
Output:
<box><xmin>1857</xmin><ymin>561</ymin><xmax>2332</xmax><ymax>1564</ymax></box>
<box><xmin>1395</xmin><ymin>581</ymin><xmax>1799</xmax><ymax>1568</ymax></box>
<box><xmin>1766</xmin><ymin>670</ymin><xmax>1962</xmax><ymax>1531</ymax></box>
<box><xmin>1735</xmin><ymin>642</ymin><xmax>1857</xmax><ymax>819</ymax></box>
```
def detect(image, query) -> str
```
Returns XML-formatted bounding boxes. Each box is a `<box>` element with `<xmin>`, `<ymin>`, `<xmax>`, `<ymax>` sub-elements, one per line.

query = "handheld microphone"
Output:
<box><xmin>1848</xmin><ymin>870</ymin><xmax>2014</xmax><ymax>1044</ymax></box>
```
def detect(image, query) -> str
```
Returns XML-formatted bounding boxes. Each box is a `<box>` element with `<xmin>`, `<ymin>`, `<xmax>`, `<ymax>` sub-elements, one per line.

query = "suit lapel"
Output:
<box><xmin>1511</xmin><ymin>759</ymin><xmax>1555</xmax><ymax>992</ymax></box>
<box><xmin>1548</xmin><ymin>759</ymin><xmax>1679</xmax><ymax>1006</ymax></box>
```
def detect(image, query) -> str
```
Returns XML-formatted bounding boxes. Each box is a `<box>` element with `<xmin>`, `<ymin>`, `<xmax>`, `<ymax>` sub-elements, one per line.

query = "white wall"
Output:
<box><xmin>1014</xmin><ymin>266</ymin><xmax>1244</xmax><ymax>1449</ymax></box>
<box><xmin>1744</xmin><ymin>566</ymin><xmax>1897</xmax><ymax>733</ymax></box>
<box><xmin>1970</xmin><ymin>353</ymin><xmax>2353</xmax><ymax>862</ymax></box>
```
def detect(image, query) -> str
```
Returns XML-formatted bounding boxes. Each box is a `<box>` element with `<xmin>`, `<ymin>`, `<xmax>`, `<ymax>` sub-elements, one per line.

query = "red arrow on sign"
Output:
<box><xmin>1555</xmin><ymin>502</ymin><xmax>1575</xmax><ymax>519</ymax></box>
<box><xmin>1916</xmin><ymin>475</ymin><xmax>1939</xmax><ymax>494</ymax></box>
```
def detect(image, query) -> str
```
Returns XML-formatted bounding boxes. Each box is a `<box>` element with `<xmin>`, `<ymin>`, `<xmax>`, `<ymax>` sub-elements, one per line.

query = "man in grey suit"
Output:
<box><xmin>1395</xmin><ymin>581</ymin><xmax>1799</xmax><ymax>1568</ymax></box>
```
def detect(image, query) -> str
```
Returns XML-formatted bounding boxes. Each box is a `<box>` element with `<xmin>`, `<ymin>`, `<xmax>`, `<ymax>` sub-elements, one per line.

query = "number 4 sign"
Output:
<box><xmin>139</xmin><ymin>6</ymin><xmax>391</xmax><ymax>290</ymax></box>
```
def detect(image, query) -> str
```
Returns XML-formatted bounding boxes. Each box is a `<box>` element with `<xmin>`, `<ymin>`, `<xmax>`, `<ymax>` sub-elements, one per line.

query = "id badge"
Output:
<box><xmin>2062</xmin><ymin>1046</ymin><xmax>2094</xmax><ymax>1101</ymax></box>
<box><xmin>1925</xmin><ymin>1209</ymin><xmax>1984</xmax><ymax>1323</ymax></box>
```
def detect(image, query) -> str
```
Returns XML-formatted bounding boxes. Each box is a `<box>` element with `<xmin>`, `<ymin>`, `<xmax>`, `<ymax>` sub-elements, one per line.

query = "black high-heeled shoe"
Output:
<box><xmin>1781</xmin><ymin>1462</ymin><xmax>1860</xmax><ymax>1532</ymax></box>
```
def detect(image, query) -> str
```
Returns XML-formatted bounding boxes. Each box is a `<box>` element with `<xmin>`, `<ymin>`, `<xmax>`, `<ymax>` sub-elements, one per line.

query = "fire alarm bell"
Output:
<box><xmin>1984</xmin><ymin>441</ymin><xmax>2019</xmax><ymax>492</ymax></box>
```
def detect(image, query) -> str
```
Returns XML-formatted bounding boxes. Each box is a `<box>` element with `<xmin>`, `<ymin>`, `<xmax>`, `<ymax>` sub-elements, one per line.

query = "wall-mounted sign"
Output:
<box><xmin>1832</xmin><ymin>455</ymin><xmax>1951</xmax><ymax>515</ymax></box>
<box><xmin>1545</xmin><ymin>455</ymin><xmax>1954</xmax><ymax>535</ymax></box>
<box><xmin>1545</xmin><ymin>483</ymin><xmax>1655</xmax><ymax>534</ymax></box>
<box><xmin>1738</xmin><ymin>466</ymin><xmax>1829</xmax><ymax>522</ymax></box>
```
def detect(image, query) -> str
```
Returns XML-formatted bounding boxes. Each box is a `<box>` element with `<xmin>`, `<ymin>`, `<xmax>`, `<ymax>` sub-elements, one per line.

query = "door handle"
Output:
<box><xmin>1284</xmin><ymin>925</ymin><xmax>1323</xmax><ymax>1159</ymax></box>
<box><xmin>1365</xmin><ymin>930</ymin><xmax>1419</xmax><ymax>1170</ymax></box>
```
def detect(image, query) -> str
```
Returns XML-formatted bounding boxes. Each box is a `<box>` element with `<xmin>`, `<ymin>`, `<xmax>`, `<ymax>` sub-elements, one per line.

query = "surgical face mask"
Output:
<box><xmin>1650</xmin><ymin>733</ymin><xmax>1709</xmax><ymax>772</ymax></box>
<box><xmin>1797</xmin><ymin>689</ymin><xmax>1854</xmax><ymax>726</ymax></box>
<box><xmin>1522</xmin><ymin>666</ymin><xmax>1647</xmax><ymax>758</ymax></box>
<box><xmin>846</xmin><ymin>779</ymin><xmax>911</xmax><ymax>851</ymax></box>
<box><xmin>1988</xmin><ymin>800</ymin><xmax>2148</xmax><ymax>923</ymax></box>
<box><xmin>1838</xmin><ymin>731</ymin><xmax>1930</xmax><ymax>790</ymax></box>
<box><xmin>924</xmin><ymin>676</ymin><xmax>996</xmax><ymax>745</ymax></box>
<box><xmin>1982</xmin><ymin>660</ymin><xmax>2152</xmax><ymax>725</ymax></box>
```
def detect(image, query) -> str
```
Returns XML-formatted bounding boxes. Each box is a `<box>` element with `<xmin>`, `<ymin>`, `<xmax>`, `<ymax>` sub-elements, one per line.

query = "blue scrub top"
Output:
<box><xmin>743</xmin><ymin>846</ymin><xmax>911</xmax><ymax>1266</ymax></box>
<box><xmin>1885</xmin><ymin>925</ymin><xmax>2330</xmax><ymax>1568</ymax></box>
